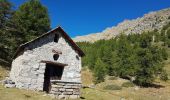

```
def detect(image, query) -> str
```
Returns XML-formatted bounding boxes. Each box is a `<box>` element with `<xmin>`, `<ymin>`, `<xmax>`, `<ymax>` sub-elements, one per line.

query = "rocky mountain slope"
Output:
<box><xmin>73</xmin><ymin>8</ymin><xmax>170</xmax><ymax>43</ymax></box>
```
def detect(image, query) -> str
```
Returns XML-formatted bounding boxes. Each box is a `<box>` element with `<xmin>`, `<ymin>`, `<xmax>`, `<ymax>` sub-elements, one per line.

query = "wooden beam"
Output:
<box><xmin>41</xmin><ymin>60</ymin><xmax>68</xmax><ymax>66</ymax></box>
<box><xmin>52</xmin><ymin>49</ymin><xmax>62</xmax><ymax>54</ymax></box>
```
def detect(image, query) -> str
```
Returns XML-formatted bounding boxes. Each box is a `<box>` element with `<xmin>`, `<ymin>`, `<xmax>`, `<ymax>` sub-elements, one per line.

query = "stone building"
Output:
<box><xmin>9</xmin><ymin>27</ymin><xmax>85</xmax><ymax>99</ymax></box>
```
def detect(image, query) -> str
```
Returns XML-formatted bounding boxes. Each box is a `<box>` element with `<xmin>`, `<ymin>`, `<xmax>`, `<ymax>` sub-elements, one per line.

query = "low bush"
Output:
<box><xmin>160</xmin><ymin>71</ymin><xmax>168</xmax><ymax>81</ymax></box>
<box><xmin>121</xmin><ymin>82</ymin><xmax>135</xmax><ymax>87</ymax></box>
<box><xmin>103</xmin><ymin>85</ymin><xmax>122</xmax><ymax>90</ymax></box>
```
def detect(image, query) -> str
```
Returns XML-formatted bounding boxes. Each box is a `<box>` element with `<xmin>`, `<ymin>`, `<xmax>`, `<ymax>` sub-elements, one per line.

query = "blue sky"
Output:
<box><xmin>10</xmin><ymin>0</ymin><xmax>170</xmax><ymax>38</ymax></box>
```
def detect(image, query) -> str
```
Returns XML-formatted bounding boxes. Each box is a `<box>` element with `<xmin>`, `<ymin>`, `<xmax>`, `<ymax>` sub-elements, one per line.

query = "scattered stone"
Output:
<box><xmin>3</xmin><ymin>79</ymin><xmax>15</xmax><ymax>84</ymax></box>
<box><xmin>5</xmin><ymin>84</ymin><xmax>16</xmax><ymax>88</ymax></box>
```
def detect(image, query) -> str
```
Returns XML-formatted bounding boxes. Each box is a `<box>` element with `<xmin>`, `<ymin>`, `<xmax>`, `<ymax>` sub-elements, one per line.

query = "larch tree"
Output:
<box><xmin>0</xmin><ymin>0</ymin><xmax>14</xmax><ymax>63</ymax></box>
<box><xmin>93</xmin><ymin>58</ymin><xmax>106</xmax><ymax>84</ymax></box>
<box><xmin>11</xmin><ymin>0</ymin><xmax>51</xmax><ymax>46</ymax></box>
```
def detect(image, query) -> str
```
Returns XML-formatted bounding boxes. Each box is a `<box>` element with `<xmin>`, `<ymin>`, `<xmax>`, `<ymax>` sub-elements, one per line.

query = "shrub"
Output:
<box><xmin>121</xmin><ymin>82</ymin><xmax>135</xmax><ymax>87</ymax></box>
<box><xmin>108</xmin><ymin>76</ymin><xmax>117</xmax><ymax>80</ymax></box>
<box><xmin>160</xmin><ymin>71</ymin><xmax>168</xmax><ymax>81</ymax></box>
<box><xmin>103</xmin><ymin>85</ymin><xmax>122</xmax><ymax>90</ymax></box>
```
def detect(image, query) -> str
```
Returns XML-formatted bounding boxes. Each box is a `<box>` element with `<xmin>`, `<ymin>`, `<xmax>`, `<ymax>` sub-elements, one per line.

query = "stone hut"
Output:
<box><xmin>9</xmin><ymin>27</ymin><xmax>85</xmax><ymax>99</ymax></box>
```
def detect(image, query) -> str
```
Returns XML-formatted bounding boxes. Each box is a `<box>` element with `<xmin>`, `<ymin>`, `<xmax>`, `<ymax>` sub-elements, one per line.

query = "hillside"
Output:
<box><xmin>73</xmin><ymin>8</ymin><xmax>170</xmax><ymax>42</ymax></box>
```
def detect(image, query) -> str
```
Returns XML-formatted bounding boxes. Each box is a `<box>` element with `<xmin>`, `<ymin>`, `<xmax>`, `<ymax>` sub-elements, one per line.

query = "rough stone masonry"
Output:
<box><xmin>5</xmin><ymin>27</ymin><xmax>85</xmax><ymax>99</ymax></box>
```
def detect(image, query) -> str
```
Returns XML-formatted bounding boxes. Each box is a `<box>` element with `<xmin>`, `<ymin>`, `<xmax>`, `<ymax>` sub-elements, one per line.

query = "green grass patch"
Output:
<box><xmin>121</xmin><ymin>82</ymin><xmax>135</xmax><ymax>87</ymax></box>
<box><xmin>81</xmin><ymin>88</ymin><xmax>120</xmax><ymax>100</ymax></box>
<box><xmin>103</xmin><ymin>85</ymin><xmax>122</xmax><ymax>90</ymax></box>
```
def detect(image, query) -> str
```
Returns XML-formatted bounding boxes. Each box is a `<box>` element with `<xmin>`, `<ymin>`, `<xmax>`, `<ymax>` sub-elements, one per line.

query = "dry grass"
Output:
<box><xmin>164</xmin><ymin>48</ymin><xmax>170</xmax><ymax>78</ymax></box>
<box><xmin>81</xmin><ymin>68</ymin><xmax>93</xmax><ymax>86</ymax></box>
<box><xmin>164</xmin><ymin>58</ymin><xmax>170</xmax><ymax>78</ymax></box>
<box><xmin>80</xmin><ymin>79</ymin><xmax>170</xmax><ymax>100</ymax></box>
<box><xmin>0</xmin><ymin>85</ymin><xmax>54</xmax><ymax>100</ymax></box>
<box><xmin>80</xmin><ymin>69</ymin><xmax>170</xmax><ymax>100</ymax></box>
<box><xmin>1</xmin><ymin>65</ymin><xmax>170</xmax><ymax>100</ymax></box>
<box><xmin>0</xmin><ymin>65</ymin><xmax>9</xmax><ymax>80</ymax></box>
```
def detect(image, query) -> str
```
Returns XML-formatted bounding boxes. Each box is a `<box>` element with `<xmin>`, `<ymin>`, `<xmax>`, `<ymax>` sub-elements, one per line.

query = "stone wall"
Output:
<box><xmin>9</xmin><ymin>30</ymin><xmax>82</xmax><ymax>91</ymax></box>
<box><xmin>50</xmin><ymin>80</ymin><xmax>81</xmax><ymax>99</ymax></box>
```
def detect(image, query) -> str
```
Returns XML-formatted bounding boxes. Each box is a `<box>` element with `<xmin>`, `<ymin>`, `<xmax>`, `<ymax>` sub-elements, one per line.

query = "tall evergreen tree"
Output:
<box><xmin>0</xmin><ymin>0</ymin><xmax>12</xmax><ymax>29</ymax></box>
<box><xmin>93</xmin><ymin>58</ymin><xmax>106</xmax><ymax>84</ymax></box>
<box><xmin>135</xmin><ymin>33</ymin><xmax>167</xmax><ymax>86</ymax></box>
<box><xmin>110</xmin><ymin>51</ymin><xmax>119</xmax><ymax>76</ymax></box>
<box><xmin>116</xmin><ymin>34</ymin><xmax>138</xmax><ymax>78</ymax></box>
<box><xmin>0</xmin><ymin>0</ymin><xmax>14</xmax><ymax>63</ymax></box>
<box><xmin>102</xmin><ymin>46</ymin><xmax>113</xmax><ymax>75</ymax></box>
<box><xmin>11</xmin><ymin>0</ymin><xmax>51</xmax><ymax>46</ymax></box>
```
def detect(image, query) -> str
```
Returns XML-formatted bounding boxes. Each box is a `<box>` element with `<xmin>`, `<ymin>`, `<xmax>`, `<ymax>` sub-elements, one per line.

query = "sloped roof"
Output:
<box><xmin>13</xmin><ymin>26</ymin><xmax>85</xmax><ymax>59</ymax></box>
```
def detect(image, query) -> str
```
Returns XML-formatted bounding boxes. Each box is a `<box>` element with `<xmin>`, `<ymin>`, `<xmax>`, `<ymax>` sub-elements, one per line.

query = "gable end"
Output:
<box><xmin>13</xmin><ymin>27</ymin><xmax>85</xmax><ymax>59</ymax></box>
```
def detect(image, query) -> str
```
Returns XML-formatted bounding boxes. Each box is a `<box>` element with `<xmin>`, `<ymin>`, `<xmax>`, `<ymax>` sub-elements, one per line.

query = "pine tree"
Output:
<box><xmin>134</xmin><ymin>34</ymin><xmax>167</xmax><ymax>86</ymax></box>
<box><xmin>116</xmin><ymin>34</ymin><xmax>138</xmax><ymax>78</ymax></box>
<box><xmin>111</xmin><ymin>51</ymin><xmax>119</xmax><ymax>76</ymax></box>
<box><xmin>0</xmin><ymin>0</ymin><xmax>14</xmax><ymax>63</ymax></box>
<box><xmin>102</xmin><ymin>46</ymin><xmax>113</xmax><ymax>75</ymax></box>
<box><xmin>11</xmin><ymin>0</ymin><xmax>51</xmax><ymax>46</ymax></box>
<box><xmin>93</xmin><ymin>58</ymin><xmax>106</xmax><ymax>84</ymax></box>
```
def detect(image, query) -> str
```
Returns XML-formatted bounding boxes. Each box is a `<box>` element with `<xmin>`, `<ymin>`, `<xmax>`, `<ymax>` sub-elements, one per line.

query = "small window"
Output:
<box><xmin>76</xmin><ymin>55</ymin><xmax>79</xmax><ymax>60</ymax></box>
<box><xmin>54</xmin><ymin>34</ymin><xmax>59</xmax><ymax>43</ymax></box>
<box><xmin>53</xmin><ymin>54</ymin><xmax>59</xmax><ymax>60</ymax></box>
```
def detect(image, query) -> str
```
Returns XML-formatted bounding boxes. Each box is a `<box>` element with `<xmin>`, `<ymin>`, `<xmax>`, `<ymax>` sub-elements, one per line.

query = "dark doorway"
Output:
<box><xmin>43</xmin><ymin>63</ymin><xmax>64</xmax><ymax>93</ymax></box>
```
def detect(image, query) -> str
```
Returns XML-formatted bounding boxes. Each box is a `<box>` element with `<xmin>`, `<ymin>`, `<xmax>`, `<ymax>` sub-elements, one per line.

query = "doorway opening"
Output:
<box><xmin>43</xmin><ymin>63</ymin><xmax>64</xmax><ymax>93</ymax></box>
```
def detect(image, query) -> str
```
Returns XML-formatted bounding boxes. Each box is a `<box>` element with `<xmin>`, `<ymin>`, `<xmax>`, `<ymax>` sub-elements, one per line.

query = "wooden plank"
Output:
<box><xmin>41</xmin><ymin>60</ymin><xmax>68</xmax><ymax>66</ymax></box>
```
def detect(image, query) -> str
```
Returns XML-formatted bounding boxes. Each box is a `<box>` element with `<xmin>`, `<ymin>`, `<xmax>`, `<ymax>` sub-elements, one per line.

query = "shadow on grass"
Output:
<box><xmin>80</xmin><ymin>97</ymin><xmax>85</xmax><ymax>99</ymax></box>
<box><xmin>120</xmin><ymin>76</ymin><xmax>165</xmax><ymax>89</ymax></box>
<box><xmin>133</xmin><ymin>82</ymin><xmax>165</xmax><ymax>89</ymax></box>
<box><xmin>143</xmin><ymin>83</ymin><xmax>165</xmax><ymax>88</ymax></box>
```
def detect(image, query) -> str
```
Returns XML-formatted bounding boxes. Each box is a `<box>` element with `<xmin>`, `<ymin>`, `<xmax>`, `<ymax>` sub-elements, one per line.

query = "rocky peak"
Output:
<box><xmin>73</xmin><ymin>8</ymin><xmax>170</xmax><ymax>43</ymax></box>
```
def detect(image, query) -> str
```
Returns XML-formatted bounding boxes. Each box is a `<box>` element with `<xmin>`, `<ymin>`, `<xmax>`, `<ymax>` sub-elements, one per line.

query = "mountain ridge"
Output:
<box><xmin>73</xmin><ymin>8</ymin><xmax>170</xmax><ymax>43</ymax></box>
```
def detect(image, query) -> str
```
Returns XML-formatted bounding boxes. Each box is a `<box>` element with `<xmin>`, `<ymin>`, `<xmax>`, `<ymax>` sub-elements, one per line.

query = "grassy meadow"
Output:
<box><xmin>0</xmin><ymin>65</ymin><xmax>170</xmax><ymax>100</ymax></box>
<box><xmin>80</xmin><ymin>68</ymin><xmax>170</xmax><ymax>100</ymax></box>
